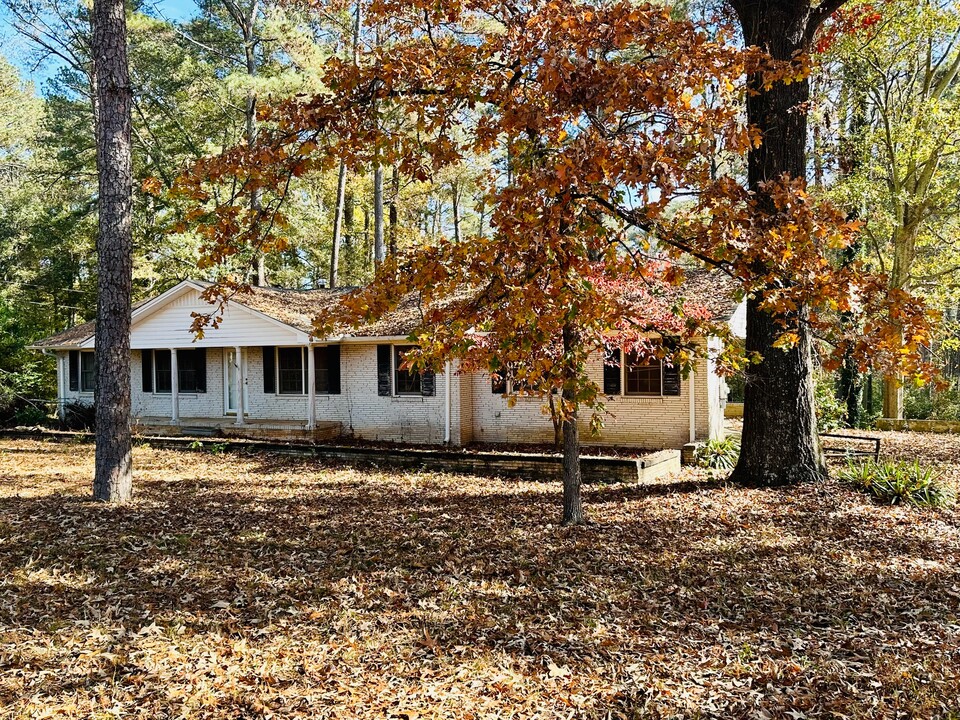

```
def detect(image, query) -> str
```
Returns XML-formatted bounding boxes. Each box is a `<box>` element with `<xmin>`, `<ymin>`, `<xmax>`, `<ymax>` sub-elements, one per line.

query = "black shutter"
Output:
<box><xmin>142</xmin><ymin>350</ymin><xmax>153</xmax><ymax>392</ymax></box>
<box><xmin>327</xmin><ymin>345</ymin><xmax>341</xmax><ymax>394</ymax></box>
<box><xmin>421</xmin><ymin>368</ymin><xmax>436</xmax><ymax>397</ymax></box>
<box><xmin>69</xmin><ymin>350</ymin><xmax>79</xmax><ymax>392</ymax></box>
<box><xmin>195</xmin><ymin>348</ymin><xmax>207</xmax><ymax>393</ymax></box>
<box><xmin>603</xmin><ymin>347</ymin><xmax>622</xmax><ymax>395</ymax></box>
<box><xmin>377</xmin><ymin>345</ymin><xmax>392</xmax><ymax>396</ymax></box>
<box><xmin>662</xmin><ymin>362</ymin><xmax>681</xmax><ymax>396</ymax></box>
<box><xmin>262</xmin><ymin>346</ymin><xmax>276</xmax><ymax>394</ymax></box>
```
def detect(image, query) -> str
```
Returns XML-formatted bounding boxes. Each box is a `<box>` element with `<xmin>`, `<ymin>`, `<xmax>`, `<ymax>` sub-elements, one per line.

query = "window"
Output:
<box><xmin>394</xmin><ymin>345</ymin><xmax>422</xmax><ymax>395</ymax></box>
<box><xmin>262</xmin><ymin>346</ymin><xmax>340</xmax><ymax>395</ymax></box>
<box><xmin>278</xmin><ymin>347</ymin><xmax>305</xmax><ymax>395</ymax></box>
<box><xmin>624</xmin><ymin>351</ymin><xmax>662</xmax><ymax>396</ymax></box>
<box><xmin>155</xmin><ymin>350</ymin><xmax>172</xmax><ymax>393</ymax></box>
<box><xmin>80</xmin><ymin>352</ymin><xmax>96</xmax><ymax>393</ymax></box>
<box><xmin>145</xmin><ymin>349</ymin><xmax>206</xmax><ymax>394</ymax></box>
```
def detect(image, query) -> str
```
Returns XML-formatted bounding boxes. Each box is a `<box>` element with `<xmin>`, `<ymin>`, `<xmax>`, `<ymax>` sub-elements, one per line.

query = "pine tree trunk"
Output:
<box><xmin>374</xmin><ymin>164</ymin><xmax>385</xmax><ymax>264</ymax></box>
<box><xmin>727</xmin><ymin>0</ymin><xmax>838</xmax><ymax>486</ymax></box>
<box><xmin>330</xmin><ymin>160</ymin><xmax>347</xmax><ymax>288</ymax></box>
<box><xmin>388</xmin><ymin>165</ymin><xmax>399</xmax><ymax>255</ymax></box>
<box><xmin>92</xmin><ymin>0</ymin><xmax>133</xmax><ymax>502</ymax></box>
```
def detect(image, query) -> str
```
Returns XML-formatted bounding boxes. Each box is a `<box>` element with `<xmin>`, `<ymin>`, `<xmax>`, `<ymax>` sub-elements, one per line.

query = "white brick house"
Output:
<box><xmin>32</xmin><ymin>278</ymin><xmax>744</xmax><ymax>449</ymax></box>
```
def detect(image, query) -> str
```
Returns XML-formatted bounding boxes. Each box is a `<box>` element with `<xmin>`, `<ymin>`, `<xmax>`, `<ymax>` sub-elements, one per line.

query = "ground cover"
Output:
<box><xmin>0</xmin><ymin>436</ymin><xmax>957</xmax><ymax>718</ymax></box>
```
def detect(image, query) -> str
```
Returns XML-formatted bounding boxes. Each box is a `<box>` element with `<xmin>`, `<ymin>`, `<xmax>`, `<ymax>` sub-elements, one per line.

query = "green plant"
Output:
<box><xmin>696</xmin><ymin>437</ymin><xmax>741</xmax><ymax>471</ymax></box>
<box><xmin>838</xmin><ymin>459</ymin><xmax>955</xmax><ymax>508</ymax></box>
<box><xmin>815</xmin><ymin>372</ymin><xmax>846</xmax><ymax>432</ymax></box>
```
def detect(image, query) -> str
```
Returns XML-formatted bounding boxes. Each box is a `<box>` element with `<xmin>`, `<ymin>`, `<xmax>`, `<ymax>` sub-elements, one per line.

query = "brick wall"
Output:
<box><xmin>56</xmin><ymin>339</ymin><xmax>725</xmax><ymax>450</ymax></box>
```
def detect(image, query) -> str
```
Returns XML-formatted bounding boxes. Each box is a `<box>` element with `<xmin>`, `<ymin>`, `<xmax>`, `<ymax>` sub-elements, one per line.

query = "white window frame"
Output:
<box><xmin>622</xmin><ymin>349</ymin><xmax>664</xmax><ymax>397</ymax></box>
<box><xmin>392</xmin><ymin>344</ymin><xmax>422</xmax><ymax>397</ymax></box>
<box><xmin>79</xmin><ymin>351</ymin><xmax>96</xmax><ymax>394</ymax></box>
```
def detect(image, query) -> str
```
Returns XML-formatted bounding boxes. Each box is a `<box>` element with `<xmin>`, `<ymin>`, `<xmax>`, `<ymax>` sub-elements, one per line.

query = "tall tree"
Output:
<box><xmin>91</xmin><ymin>0</ymin><xmax>133</xmax><ymax>501</ymax></box>
<box><xmin>718</xmin><ymin>0</ymin><xmax>848</xmax><ymax>484</ymax></box>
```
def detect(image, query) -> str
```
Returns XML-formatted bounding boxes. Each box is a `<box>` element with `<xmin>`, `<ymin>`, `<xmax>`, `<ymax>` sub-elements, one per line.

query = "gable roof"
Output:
<box><xmin>31</xmin><ymin>270</ymin><xmax>743</xmax><ymax>350</ymax></box>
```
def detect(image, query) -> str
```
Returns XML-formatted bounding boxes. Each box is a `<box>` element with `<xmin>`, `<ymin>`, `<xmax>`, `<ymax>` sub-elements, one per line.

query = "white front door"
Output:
<box><xmin>224</xmin><ymin>349</ymin><xmax>242</xmax><ymax>415</ymax></box>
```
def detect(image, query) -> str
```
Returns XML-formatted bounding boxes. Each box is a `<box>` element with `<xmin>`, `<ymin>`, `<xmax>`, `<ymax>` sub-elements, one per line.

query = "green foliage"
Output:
<box><xmin>838</xmin><ymin>459</ymin><xmax>955</xmax><ymax>508</ymax></box>
<box><xmin>696</xmin><ymin>437</ymin><xmax>740</xmax><ymax>471</ymax></box>
<box><xmin>814</xmin><ymin>372</ymin><xmax>846</xmax><ymax>432</ymax></box>
<box><xmin>60</xmin><ymin>401</ymin><xmax>95</xmax><ymax>431</ymax></box>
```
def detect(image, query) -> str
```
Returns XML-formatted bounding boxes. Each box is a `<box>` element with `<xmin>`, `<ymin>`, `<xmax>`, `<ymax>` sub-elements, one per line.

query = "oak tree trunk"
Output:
<box><xmin>330</xmin><ymin>161</ymin><xmax>347</xmax><ymax>288</ymax></box>
<box><xmin>727</xmin><ymin>0</ymin><xmax>839</xmax><ymax>486</ymax></box>
<box><xmin>560</xmin><ymin>323</ymin><xmax>585</xmax><ymax>525</ymax></box>
<box><xmin>92</xmin><ymin>0</ymin><xmax>133</xmax><ymax>502</ymax></box>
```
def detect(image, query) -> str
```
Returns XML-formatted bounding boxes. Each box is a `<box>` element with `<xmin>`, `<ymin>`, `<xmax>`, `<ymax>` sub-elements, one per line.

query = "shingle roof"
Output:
<box><xmin>32</xmin><ymin>270</ymin><xmax>742</xmax><ymax>349</ymax></box>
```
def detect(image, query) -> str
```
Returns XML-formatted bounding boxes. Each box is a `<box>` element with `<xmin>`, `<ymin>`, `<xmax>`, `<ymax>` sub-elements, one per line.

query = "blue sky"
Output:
<box><xmin>0</xmin><ymin>0</ymin><xmax>198</xmax><ymax>91</ymax></box>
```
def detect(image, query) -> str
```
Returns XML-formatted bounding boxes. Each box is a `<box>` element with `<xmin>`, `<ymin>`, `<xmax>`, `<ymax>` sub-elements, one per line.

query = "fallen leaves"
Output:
<box><xmin>0</xmin><ymin>437</ymin><xmax>957</xmax><ymax>718</ymax></box>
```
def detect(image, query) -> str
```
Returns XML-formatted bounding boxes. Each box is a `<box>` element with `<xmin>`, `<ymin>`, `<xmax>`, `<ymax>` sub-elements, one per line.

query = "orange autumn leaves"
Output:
<box><xmin>171</xmin><ymin>0</ymin><xmax>935</xmax><ymax>389</ymax></box>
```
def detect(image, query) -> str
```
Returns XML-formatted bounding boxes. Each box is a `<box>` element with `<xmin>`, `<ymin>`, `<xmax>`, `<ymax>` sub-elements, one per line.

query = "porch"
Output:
<box><xmin>132</xmin><ymin>416</ymin><xmax>343</xmax><ymax>442</ymax></box>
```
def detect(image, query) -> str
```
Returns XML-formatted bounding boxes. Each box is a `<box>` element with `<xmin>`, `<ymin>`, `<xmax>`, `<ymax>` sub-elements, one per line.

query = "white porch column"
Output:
<box><xmin>688</xmin><ymin>365</ymin><xmax>696</xmax><ymax>443</ymax></box>
<box><xmin>234</xmin><ymin>346</ymin><xmax>245</xmax><ymax>426</ymax></box>
<box><xmin>170</xmin><ymin>348</ymin><xmax>180</xmax><ymax>424</ymax></box>
<box><xmin>57</xmin><ymin>353</ymin><xmax>66</xmax><ymax>421</ymax></box>
<box><xmin>306</xmin><ymin>345</ymin><xmax>316</xmax><ymax>430</ymax></box>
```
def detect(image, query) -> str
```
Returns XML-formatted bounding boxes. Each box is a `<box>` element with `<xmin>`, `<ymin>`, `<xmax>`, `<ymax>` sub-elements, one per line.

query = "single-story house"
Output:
<box><xmin>31</xmin><ymin>276</ymin><xmax>745</xmax><ymax>448</ymax></box>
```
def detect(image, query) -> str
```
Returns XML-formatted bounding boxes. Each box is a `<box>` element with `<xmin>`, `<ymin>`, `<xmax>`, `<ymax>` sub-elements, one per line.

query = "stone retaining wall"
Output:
<box><xmin>875</xmin><ymin>418</ymin><xmax>960</xmax><ymax>434</ymax></box>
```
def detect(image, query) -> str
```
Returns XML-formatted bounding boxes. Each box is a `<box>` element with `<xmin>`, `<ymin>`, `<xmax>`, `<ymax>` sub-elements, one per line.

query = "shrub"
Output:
<box><xmin>60</xmin><ymin>401</ymin><xmax>96</xmax><ymax>431</ymax></box>
<box><xmin>815</xmin><ymin>372</ymin><xmax>846</xmax><ymax>432</ymax></box>
<box><xmin>696</xmin><ymin>436</ymin><xmax>740</xmax><ymax>471</ymax></box>
<box><xmin>838</xmin><ymin>459</ymin><xmax>955</xmax><ymax>508</ymax></box>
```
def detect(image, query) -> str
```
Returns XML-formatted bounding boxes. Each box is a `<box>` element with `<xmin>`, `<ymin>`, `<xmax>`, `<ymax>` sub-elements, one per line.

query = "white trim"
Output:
<box><xmin>307</xmin><ymin>344</ymin><xmax>316</xmax><ymax>430</ymax></box>
<box><xmin>170</xmin><ymin>348</ymin><xmax>180</xmax><ymax>424</ymax></box>
<box><xmin>689</xmin><ymin>367</ymin><xmax>696</xmax><ymax>443</ymax></box>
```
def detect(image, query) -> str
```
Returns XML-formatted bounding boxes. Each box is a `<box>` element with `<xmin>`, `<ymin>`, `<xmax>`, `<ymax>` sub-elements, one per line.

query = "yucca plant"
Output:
<box><xmin>838</xmin><ymin>459</ymin><xmax>955</xmax><ymax>509</ymax></box>
<box><xmin>696</xmin><ymin>437</ymin><xmax>741</xmax><ymax>471</ymax></box>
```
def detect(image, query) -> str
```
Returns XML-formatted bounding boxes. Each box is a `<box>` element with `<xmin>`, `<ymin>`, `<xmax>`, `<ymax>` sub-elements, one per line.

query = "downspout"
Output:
<box><xmin>689</xmin><ymin>365</ymin><xmax>696</xmax><ymax>443</ymax></box>
<box><xmin>444</xmin><ymin>360</ymin><xmax>452</xmax><ymax>444</ymax></box>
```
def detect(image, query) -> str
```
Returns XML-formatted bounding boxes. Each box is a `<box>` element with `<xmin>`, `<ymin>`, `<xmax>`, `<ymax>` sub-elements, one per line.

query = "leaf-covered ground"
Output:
<box><xmin>0</xmin><ymin>436</ymin><xmax>958</xmax><ymax>719</ymax></box>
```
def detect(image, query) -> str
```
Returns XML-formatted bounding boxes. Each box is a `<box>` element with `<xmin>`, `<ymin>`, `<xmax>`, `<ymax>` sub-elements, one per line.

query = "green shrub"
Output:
<box><xmin>838</xmin><ymin>459</ymin><xmax>955</xmax><ymax>508</ymax></box>
<box><xmin>60</xmin><ymin>401</ymin><xmax>96</xmax><ymax>431</ymax></box>
<box><xmin>815</xmin><ymin>372</ymin><xmax>846</xmax><ymax>432</ymax></box>
<box><xmin>696</xmin><ymin>437</ymin><xmax>740</xmax><ymax>471</ymax></box>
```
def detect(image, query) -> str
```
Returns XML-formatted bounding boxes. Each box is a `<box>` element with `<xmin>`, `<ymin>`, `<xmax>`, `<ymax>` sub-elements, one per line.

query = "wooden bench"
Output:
<box><xmin>820</xmin><ymin>433</ymin><xmax>881</xmax><ymax>461</ymax></box>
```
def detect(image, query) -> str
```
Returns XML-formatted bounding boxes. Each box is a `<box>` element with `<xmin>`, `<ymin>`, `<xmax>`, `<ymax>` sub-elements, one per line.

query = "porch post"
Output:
<box><xmin>306</xmin><ymin>344</ymin><xmax>316</xmax><ymax>430</ymax></box>
<box><xmin>170</xmin><ymin>348</ymin><xmax>180</xmax><ymax>424</ymax></box>
<box><xmin>57</xmin><ymin>353</ymin><xmax>67</xmax><ymax>421</ymax></box>
<box><xmin>234</xmin><ymin>346</ymin><xmax>245</xmax><ymax>426</ymax></box>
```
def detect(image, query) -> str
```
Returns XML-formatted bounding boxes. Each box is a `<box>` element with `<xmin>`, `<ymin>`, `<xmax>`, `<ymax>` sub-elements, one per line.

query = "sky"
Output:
<box><xmin>0</xmin><ymin>0</ymin><xmax>197</xmax><ymax>92</ymax></box>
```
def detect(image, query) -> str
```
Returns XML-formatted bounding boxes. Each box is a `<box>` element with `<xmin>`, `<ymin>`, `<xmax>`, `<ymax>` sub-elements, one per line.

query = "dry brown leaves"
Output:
<box><xmin>0</xmin><ymin>436</ymin><xmax>958</xmax><ymax>719</ymax></box>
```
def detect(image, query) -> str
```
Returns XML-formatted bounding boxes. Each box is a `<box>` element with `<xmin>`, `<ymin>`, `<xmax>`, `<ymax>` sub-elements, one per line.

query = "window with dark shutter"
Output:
<box><xmin>142</xmin><ymin>350</ymin><xmax>153</xmax><ymax>392</ymax></box>
<box><xmin>262</xmin><ymin>346</ymin><xmax>276</xmax><ymax>393</ymax></box>
<box><xmin>79</xmin><ymin>352</ymin><xmax>96</xmax><ymax>393</ymax></box>
<box><xmin>277</xmin><ymin>347</ymin><xmax>305</xmax><ymax>394</ymax></box>
<box><xmin>624</xmin><ymin>351</ymin><xmax>662</xmax><ymax>396</ymax></box>
<box><xmin>377</xmin><ymin>345</ymin><xmax>392</xmax><ymax>396</ymax></box>
<box><xmin>69</xmin><ymin>350</ymin><xmax>79</xmax><ymax>392</ymax></box>
<box><xmin>394</xmin><ymin>345</ymin><xmax>422</xmax><ymax>395</ymax></box>
<box><xmin>176</xmin><ymin>348</ymin><xmax>206</xmax><ymax>393</ymax></box>
<box><xmin>491</xmin><ymin>369</ymin><xmax>507</xmax><ymax>394</ymax></box>
<box><xmin>603</xmin><ymin>347</ymin><xmax>621</xmax><ymax>395</ymax></box>
<box><xmin>155</xmin><ymin>350</ymin><xmax>172</xmax><ymax>393</ymax></box>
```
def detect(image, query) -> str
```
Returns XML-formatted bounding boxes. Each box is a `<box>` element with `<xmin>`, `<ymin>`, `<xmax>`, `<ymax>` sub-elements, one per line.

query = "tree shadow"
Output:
<box><xmin>1</xmin><ymin>450</ymin><xmax>958</xmax><ymax>717</ymax></box>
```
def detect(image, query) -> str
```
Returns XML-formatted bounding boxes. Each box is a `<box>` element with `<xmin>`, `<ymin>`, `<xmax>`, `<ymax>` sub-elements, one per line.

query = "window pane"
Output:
<box><xmin>80</xmin><ymin>352</ymin><xmax>96</xmax><ymax>392</ymax></box>
<box><xmin>178</xmin><ymin>350</ymin><xmax>197</xmax><ymax>393</ymax></box>
<box><xmin>394</xmin><ymin>345</ymin><xmax>421</xmax><ymax>395</ymax></box>
<box><xmin>624</xmin><ymin>351</ymin><xmax>661</xmax><ymax>395</ymax></box>
<box><xmin>155</xmin><ymin>350</ymin><xmax>172</xmax><ymax>394</ymax></box>
<box><xmin>278</xmin><ymin>347</ymin><xmax>304</xmax><ymax>394</ymax></box>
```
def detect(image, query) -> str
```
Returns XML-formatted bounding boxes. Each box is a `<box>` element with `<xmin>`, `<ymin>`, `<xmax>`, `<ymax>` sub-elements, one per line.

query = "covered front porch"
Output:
<box><xmin>132</xmin><ymin>415</ymin><xmax>343</xmax><ymax>442</ymax></box>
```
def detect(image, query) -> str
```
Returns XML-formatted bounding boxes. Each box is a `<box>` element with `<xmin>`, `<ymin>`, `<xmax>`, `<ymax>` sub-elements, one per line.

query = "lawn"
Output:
<box><xmin>0</xmin><ymin>436</ymin><xmax>958</xmax><ymax>719</ymax></box>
